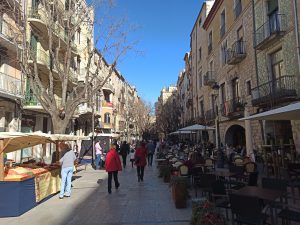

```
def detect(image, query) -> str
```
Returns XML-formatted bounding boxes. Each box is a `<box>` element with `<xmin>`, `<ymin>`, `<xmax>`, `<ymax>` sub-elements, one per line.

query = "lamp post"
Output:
<box><xmin>211</xmin><ymin>83</ymin><xmax>221</xmax><ymax>151</ymax></box>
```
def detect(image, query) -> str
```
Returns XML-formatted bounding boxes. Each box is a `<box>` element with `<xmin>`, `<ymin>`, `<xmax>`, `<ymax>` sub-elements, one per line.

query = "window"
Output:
<box><xmin>220</xmin><ymin>83</ymin><xmax>226</xmax><ymax>104</ymax></box>
<box><xmin>198</xmin><ymin>47</ymin><xmax>202</xmax><ymax>61</ymax></box>
<box><xmin>268</xmin><ymin>0</ymin><xmax>278</xmax><ymax>15</ymax></box>
<box><xmin>246</xmin><ymin>80</ymin><xmax>251</xmax><ymax>96</ymax></box>
<box><xmin>270</xmin><ymin>48</ymin><xmax>285</xmax><ymax>80</ymax></box>
<box><xmin>104</xmin><ymin>113</ymin><xmax>111</xmax><ymax>123</ymax></box>
<box><xmin>198</xmin><ymin>18</ymin><xmax>202</xmax><ymax>27</ymax></box>
<box><xmin>77</xmin><ymin>28</ymin><xmax>81</xmax><ymax>44</ymax></box>
<box><xmin>232</xmin><ymin>78</ymin><xmax>239</xmax><ymax>100</ymax></box>
<box><xmin>208</xmin><ymin>31</ymin><xmax>212</xmax><ymax>53</ymax></box>
<box><xmin>234</xmin><ymin>0</ymin><xmax>242</xmax><ymax>18</ymax></box>
<box><xmin>220</xmin><ymin>10</ymin><xmax>226</xmax><ymax>38</ymax></box>
<box><xmin>199</xmin><ymin>72</ymin><xmax>202</xmax><ymax>88</ymax></box>
<box><xmin>221</xmin><ymin>41</ymin><xmax>227</xmax><ymax>65</ymax></box>
<box><xmin>200</xmin><ymin>100</ymin><xmax>204</xmax><ymax>117</ymax></box>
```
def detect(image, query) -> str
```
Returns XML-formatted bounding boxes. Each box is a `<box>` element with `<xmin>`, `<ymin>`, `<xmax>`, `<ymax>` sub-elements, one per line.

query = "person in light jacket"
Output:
<box><xmin>105</xmin><ymin>143</ymin><xmax>122</xmax><ymax>194</ymax></box>
<box><xmin>59</xmin><ymin>142</ymin><xmax>76</xmax><ymax>199</ymax></box>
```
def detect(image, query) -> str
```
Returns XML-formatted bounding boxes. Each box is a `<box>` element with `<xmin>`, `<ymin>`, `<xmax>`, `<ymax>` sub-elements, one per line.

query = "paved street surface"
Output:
<box><xmin>0</xmin><ymin>159</ymin><xmax>191</xmax><ymax>225</ymax></box>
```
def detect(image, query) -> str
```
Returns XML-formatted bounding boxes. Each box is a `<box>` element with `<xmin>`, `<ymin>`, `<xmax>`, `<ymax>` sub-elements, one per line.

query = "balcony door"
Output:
<box><xmin>268</xmin><ymin>0</ymin><xmax>279</xmax><ymax>34</ymax></box>
<box><xmin>270</xmin><ymin>49</ymin><xmax>285</xmax><ymax>91</ymax></box>
<box><xmin>30</xmin><ymin>33</ymin><xmax>38</xmax><ymax>58</ymax></box>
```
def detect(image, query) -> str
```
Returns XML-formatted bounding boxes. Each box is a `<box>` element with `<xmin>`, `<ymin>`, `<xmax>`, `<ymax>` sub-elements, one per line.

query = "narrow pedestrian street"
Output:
<box><xmin>0</xmin><ymin>159</ymin><xmax>191</xmax><ymax>225</ymax></box>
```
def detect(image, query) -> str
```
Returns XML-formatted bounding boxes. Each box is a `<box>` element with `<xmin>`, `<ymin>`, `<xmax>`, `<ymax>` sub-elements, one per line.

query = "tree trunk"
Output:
<box><xmin>52</xmin><ymin>115</ymin><xmax>70</xmax><ymax>134</ymax></box>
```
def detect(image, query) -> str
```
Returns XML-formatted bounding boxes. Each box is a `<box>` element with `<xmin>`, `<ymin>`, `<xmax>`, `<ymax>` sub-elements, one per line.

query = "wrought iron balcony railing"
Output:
<box><xmin>226</xmin><ymin>40</ymin><xmax>246</xmax><ymax>65</ymax></box>
<box><xmin>251</xmin><ymin>75</ymin><xmax>297</xmax><ymax>106</ymax></box>
<box><xmin>0</xmin><ymin>72</ymin><xmax>23</xmax><ymax>97</ymax></box>
<box><xmin>220</xmin><ymin>97</ymin><xmax>244</xmax><ymax>117</ymax></box>
<box><xmin>204</xmin><ymin>71</ymin><xmax>216</xmax><ymax>86</ymax></box>
<box><xmin>254</xmin><ymin>14</ymin><xmax>286</xmax><ymax>49</ymax></box>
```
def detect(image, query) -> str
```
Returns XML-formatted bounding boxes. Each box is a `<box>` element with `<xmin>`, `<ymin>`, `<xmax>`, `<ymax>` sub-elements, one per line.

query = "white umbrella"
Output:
<box><xmin>168</xmin><ymin>131</ymin><xmax>195</xmax><ymax>135</ymax></box>
<box><xmin>240</xmin><ymin>102</ymin><xmax>300</xmax><ymax>121</ymax></box>
<box><xmin>179</xmin><ymin>124</ymin><xmax>215</xmax><ymax>131</ymax></box>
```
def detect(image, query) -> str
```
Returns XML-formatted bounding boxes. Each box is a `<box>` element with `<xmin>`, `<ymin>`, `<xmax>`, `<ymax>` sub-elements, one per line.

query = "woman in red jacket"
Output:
<box><xmin>105</xmin><ymin>143</ymin><xmax>122</xmax><ymax>194</ymax></box>
<box><xmin>135</xmin><ymin>142</ymin><xmax>147</xmax><ymax>182</ymax></box>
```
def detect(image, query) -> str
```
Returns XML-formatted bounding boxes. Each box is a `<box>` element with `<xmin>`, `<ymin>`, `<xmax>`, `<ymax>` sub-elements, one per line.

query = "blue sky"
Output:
<box><xmin>95</xmin><ymin>1</ymin><xmax>204</xmax><ymax>104</ymax></box>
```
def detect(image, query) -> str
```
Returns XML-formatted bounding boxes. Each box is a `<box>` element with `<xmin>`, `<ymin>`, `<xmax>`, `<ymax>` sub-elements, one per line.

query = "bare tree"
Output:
<box><xmin>3</xmin><ymin>0</ymin><xmax>135</xmax><ymax>134</ymax></box>
<box><xmin>156</xmin><ymin>97</ymin><xmax>180</xmax><ymax>137</ymax></box>
<box><xmin>132</xmin><ymin>98</ymin><xmax>152</xmax><ymax>137</ymax></box>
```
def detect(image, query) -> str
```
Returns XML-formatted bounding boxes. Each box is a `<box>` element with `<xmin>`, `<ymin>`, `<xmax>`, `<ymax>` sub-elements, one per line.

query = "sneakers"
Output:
<box><xmin>116</xmin><ymin>183</ymin><xmax>120</xmax><ymax>189</ymax></box>
<box><xmin>59</xmin><ymin>196</ymin><xmax>64</xmax><ymax>199</ymax></box>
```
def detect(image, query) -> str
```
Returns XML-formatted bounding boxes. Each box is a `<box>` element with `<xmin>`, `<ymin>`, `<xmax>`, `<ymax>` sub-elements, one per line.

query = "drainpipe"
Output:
<box><xmin>252</xmin><ymin>0</ymin><xmax>265</xmax><ymax>144</ymax></box>
<box><xmin>293</xmin><ymin>0</ymin><xmax>300</xmax><ymax>89</ymax></box>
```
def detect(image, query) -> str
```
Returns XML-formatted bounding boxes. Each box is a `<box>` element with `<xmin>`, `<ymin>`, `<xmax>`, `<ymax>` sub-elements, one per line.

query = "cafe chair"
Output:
<box><xmin>178</xmin><ymin>165</ymin><xmax>189</xmax><ymax>177</ymax></box>
<box><xmin>278</xmin><ymin>204</ymin><xmax>300</xmax><ymax>225</ymax></box>
<box><xmin>204</xmin><ymin>158</ymin><xmax>214</xmax><ymax>172</ymax></box>
<box><xmin>245</xmin><ymin>162</ymin><xmax>258</xmax><ymax>174</ymax></box>
<box><xmin>279</xmin><ymin>168</ymin><xmax>300</xmax><ymax>202</ymax></box>
<box><xmin>211</xmin><ymin>180</ymin><xmax>231</xmax><ymax>220</ymax></box>
<box><xmin>194</xmin><ymin>173</ymin><xmax>216</xmax><ymax>198</ymax></box>
<box><xmin>229</xmin><ymin>193</ymin><xmax>270</xmax><ymax>225</ymax></box>
<box><xmin>261</xmin><ymin>177</ymin><xmax>288</xmax><ymax>201</ymax></box>
<box><xmin>191</xmin><ymin>165</ymin><xmax>203</xmax><ymax>185</ymax></box>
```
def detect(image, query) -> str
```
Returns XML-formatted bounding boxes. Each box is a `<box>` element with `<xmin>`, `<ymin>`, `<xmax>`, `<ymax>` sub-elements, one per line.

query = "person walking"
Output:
<box><xmin>105</xmin><ymin>143</ymin><xmax>122</xmax><ymax>194</ymax></box>
<box><xmin>120</xmin><ymin>141</ymin><xmax>130</xmax><ymax>168</ymax></box>
<box><xmin>59</xmin><ymin>142</ymin><xmax>77</xmax><ymax>199</ymax></box>
<box><xmin>95</xmin><ymin>140</ymin><xmax>103</xmax><ymax>170</ymax></box>
<box><xmin>135</xmin><ymin>142</ymin><xmax>147</xmax><ymax>182</ymax></box>
<box><xmin>129</xmin><ymin>148</ymin><xmax>135</xmax><ymax>168</ymax></box>
<box><xmin>146</xmin><ymin>140</ymin><xmax>156</xmax><ymax>167</ymax></box>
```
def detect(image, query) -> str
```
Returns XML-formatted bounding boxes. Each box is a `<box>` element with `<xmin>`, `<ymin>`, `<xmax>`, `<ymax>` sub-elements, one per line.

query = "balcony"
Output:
<box><xmin>0</xmin><ymin>20</ymin><xmax>22</xmax><ymax>52</ymax></box>
<box><xmin>220</xmin><ymin>98</ymin><xmax>244</xmax><ymax>118</ymax></box>
<box><xmin>29</xmin><ymin>49</ymin><xmax>50</xmax><ymax>72</ymax></box>
<box><xmin>205</xmin><ymin>109</ymin><xmax>216</xmax><ymax>122</ymax></box>
<box><xmin>102</xmin><ymin>83</ymin><xmax>115</xmax><ymax>93</ymax></box>
<box><xmin>204</xmin><ymin>71</ymin><xmax>216</xmax><ymax>86</ymax></box>
<box><xmin>23</xmin><ymin>92</ymin><xmax>44</xmax><ymax>112</ymax></box>
<box><xmin>27</xmin><ymin>8</ymin><xmax>47</xmax><ymax>32</ymax></box>
<box><xmin>102</xmin><ymin>101</ymin><xmax>113</xmax><ymax>108</ymax></box>
<box><xmin>251</xmin><ymin>75</ymin><xmax>297</xmax><ymax>106</ymax></box>
<box><xmin>78</xmin><ymin>103</ymin><xmax>92</xmax><ymax>115</ymax></box>
<box><xmin>254</xmin><ymin>14</ymin><xmax>286</xmax><ymax>50</ymax></box>
<box><xmin>234</xmin><ymin>1</ymin><xmax>242</xmax><ymax>19</ymax></box>
<box><xmin>49</xmin><ymin>0</ymin><xmax>64</xmax><ymax>12</ymax></box>
<box><xmin>0</xmin><ymin>72</ymin><xmax>23</xmax><ymax>99</ymax></box>
<box><xmin>226</xmin><ymin>40</ymin><xmax>246</xmax><ymax>65</ymax></box>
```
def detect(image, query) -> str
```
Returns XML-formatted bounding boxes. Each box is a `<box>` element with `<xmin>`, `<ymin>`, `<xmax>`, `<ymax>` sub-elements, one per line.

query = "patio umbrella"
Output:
<box><xmin>168</xmin><ymin>131</ymin><xmax>195</xmax><ymax>135</ymax></box>
<box><xmin>179</xmin><ymin>124</ymin><xmax>215</xmax><ymax>131</ymax></box>
<box><xmin>240</xmin><ymin>102</ymin><xmax>300</xmax><ymax>121</ymax></box>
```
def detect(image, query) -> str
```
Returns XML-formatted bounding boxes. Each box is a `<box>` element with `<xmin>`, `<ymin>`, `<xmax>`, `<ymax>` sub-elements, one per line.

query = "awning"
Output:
<box><xmin>0</xmin><ymin>132</ymin><xmax>89</xmax><ymax>154</ymax></box>
<box><xmin>240</xmin><ymin>102</ymin><xmax>300</xmax><ymax>121</ymax></box>
<box><xmin>179</xmin><ymin>124</ymin><xmax>215</xmax><ymax>131</ymax></box>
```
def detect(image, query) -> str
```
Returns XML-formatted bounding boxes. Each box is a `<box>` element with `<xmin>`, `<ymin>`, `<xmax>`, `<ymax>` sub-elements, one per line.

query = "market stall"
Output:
<box><xmin>0</xmin><ymin>132</ymin><xmax>87</xmax><ymax>217</ymax></box>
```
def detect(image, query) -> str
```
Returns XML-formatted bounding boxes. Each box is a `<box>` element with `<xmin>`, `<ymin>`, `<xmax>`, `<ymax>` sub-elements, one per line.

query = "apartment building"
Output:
<box><xmin>0</xmin><ymin>0</ymin><xmax>23</xmax><ymax>133</ymax></box>
<box><xmin>177</xmin><ymin>53</ymin><xmax>193</xmax><ymax>127</ymax></box>
<box><xmin>252</xmin><ymin>0</ymin><xmax>300</xmax><ymax>150</ymax></box>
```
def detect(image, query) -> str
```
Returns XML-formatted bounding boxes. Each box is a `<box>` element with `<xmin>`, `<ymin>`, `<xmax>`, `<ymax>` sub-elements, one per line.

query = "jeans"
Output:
<box><xmin>147</xmin><ymin>153</ymin><xmax>153</xmax><ymax>166</ymax></box>
<box><xmin>108</xmin><ymin>171</ymin><xmax>119</xmax><ymax>193</ymax></box>
<box><xmin>59</xmin><ymin>167</ymin><xmax>74</xmax><ymax>197</ymax></box>
<box><xmin>137</xmin><ymin>166</ymin><xmax>145</xmax><ymax>181</ymax></box>
<box><xmin>122</xmin><ymin>155</ymin><xmax>127</xmax><ymax>168</ymax></box>
<box><xmin>95</xmin><ymin>154</ymin><xmax>102</xmax><ymax>169</ymax></box>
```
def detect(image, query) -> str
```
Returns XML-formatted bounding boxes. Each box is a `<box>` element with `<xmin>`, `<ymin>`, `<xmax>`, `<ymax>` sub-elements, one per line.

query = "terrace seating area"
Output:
<box><xmin>155</xmin><ymin>141</ymin><xmax>300</xmax><ymax>225</ymax></box>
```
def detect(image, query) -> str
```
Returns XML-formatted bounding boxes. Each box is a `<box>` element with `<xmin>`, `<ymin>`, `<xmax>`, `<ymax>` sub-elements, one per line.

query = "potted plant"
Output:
<box><xmin>170</xmin><ymin>176</ymin><xmax>188</xmax><ymax>208</ymax></box>
<box><xmin>190</xmin><ymin>199</ymin><xmax>227</xmax><ymax>225</ymax></box>
<box><xmin>159</xmin><ymin>165</ymin><xmax>172</xmax><ymax>183</ymax></box>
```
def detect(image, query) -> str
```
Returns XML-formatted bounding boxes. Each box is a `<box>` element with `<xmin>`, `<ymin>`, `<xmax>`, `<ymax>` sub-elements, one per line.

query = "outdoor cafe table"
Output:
<box><xmin>233</xmin><ymin>186</ymin><xmax>282</xmax><ymax>225</ymax></box>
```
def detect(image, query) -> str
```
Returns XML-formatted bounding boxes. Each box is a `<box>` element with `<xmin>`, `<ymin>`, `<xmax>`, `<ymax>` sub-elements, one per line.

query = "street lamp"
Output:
<box><xmin>211</xmin><ymin>83</ymin><xmax>221</xmax><ymax>151</ymax></box>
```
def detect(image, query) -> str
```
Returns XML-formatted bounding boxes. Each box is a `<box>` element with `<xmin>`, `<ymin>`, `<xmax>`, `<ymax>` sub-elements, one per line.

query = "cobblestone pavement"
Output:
<box><xmin>0</xmin><ymin>159</ymin><xmax>191</xmax><ymax>225</ymax></box>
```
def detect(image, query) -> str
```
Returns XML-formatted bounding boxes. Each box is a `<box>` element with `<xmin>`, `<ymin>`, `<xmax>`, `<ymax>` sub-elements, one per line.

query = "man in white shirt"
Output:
<box><xmin>95</xmin><ymin>140</ymin><xmax>103</xmax><ymax>170</ymax></box>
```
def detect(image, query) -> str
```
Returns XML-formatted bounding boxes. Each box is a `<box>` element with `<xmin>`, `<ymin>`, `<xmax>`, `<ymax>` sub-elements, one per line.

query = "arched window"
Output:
<box><xmin>104</xmin><ymin>113</ymin><xmax>110</xmax><ymax>123</ymax></box>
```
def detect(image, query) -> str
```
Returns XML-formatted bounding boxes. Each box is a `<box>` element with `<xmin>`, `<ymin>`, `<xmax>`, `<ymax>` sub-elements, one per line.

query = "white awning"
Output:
<box><xmin>240</xmin><ymin>102</ymin><xmax>300</xmax><ymax>121</ymax></box>
<box><xmin>179</xmin><ymin>124</ymin><xmax>215</xmax><ymax>131</ymax></box>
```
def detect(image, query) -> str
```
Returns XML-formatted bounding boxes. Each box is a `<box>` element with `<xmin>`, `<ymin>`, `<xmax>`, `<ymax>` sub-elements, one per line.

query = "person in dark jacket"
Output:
<box><xmin>135</xmin><ymin>142</ymin><xmax>147</xmax><ymax>182</ymax></box>
<box><xmin>120</xmin><ymin>141</ymin><xmax>130</xmax><ymax>168</ymax></box>
<box><xmin>105</xmin><ymin>144</ymin><xmax>122</xmax><ymax>194</ymax></box>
